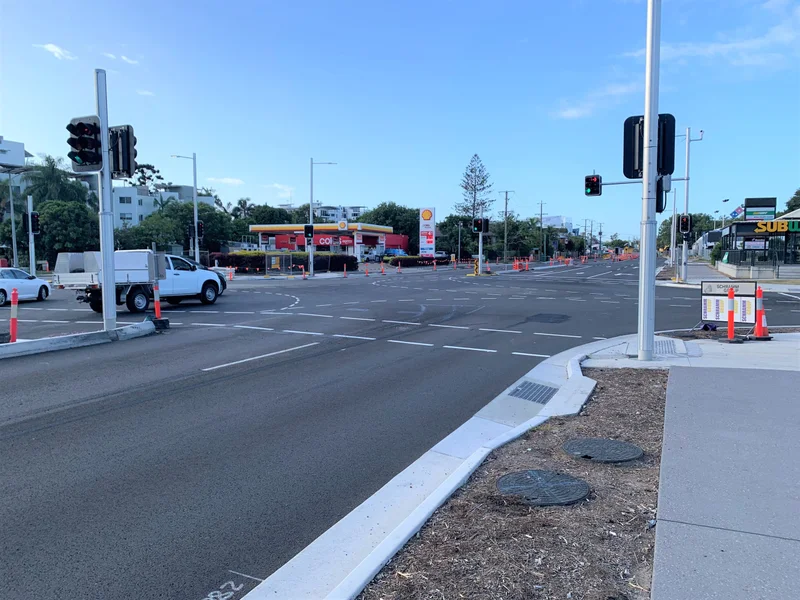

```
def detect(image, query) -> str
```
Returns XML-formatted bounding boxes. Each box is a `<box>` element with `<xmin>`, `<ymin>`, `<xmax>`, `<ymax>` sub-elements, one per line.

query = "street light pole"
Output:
<box><xmin>457</xmin><ymin>222</ymin><xmax>462</xmax><ymax>263</ymax></box>
<box><xmin>171</xmin><ymin>153</ymin><xmax>200</xmax><ymax>261</ymax></box>
<box><xmin>309</xmin><ymin>158</ymin><xmax>337</xmax><ymax>277</ymax></box>
<box><xmin>8</xmin><ymin>177</ymin><xmax>17</xmax><ymax>267</ymax></box>
<box><xmin>499</xmin><ymin>190</ymin><xmax>514</xmax><ymax>262</ymax></box>
<box><xmin>680</xmin><ymin>127</ymin><xmax>704</xmax><ymax>281</ymax></box>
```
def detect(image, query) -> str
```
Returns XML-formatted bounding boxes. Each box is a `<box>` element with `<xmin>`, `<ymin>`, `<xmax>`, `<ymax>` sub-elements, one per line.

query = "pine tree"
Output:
<box><xmin>455</xmin><ymin>154</ymin><xmax>494</xmax><ymax>218</ymax></box>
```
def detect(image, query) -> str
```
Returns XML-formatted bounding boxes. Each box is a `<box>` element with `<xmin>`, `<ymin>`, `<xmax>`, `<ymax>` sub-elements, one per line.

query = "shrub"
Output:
<box><xmin>208</xmin><ymin>251</ymin><xmax>357</xmax><ymax>273</ymax></box>
<box><xmin>710</xmin><ymin>241</ymin><xmax>722</xmax><ymax>263</ymax></box>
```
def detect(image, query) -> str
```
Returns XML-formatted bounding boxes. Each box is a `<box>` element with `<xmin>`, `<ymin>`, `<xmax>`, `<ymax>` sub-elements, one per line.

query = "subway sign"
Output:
<box><xmin>753</xmin><ymin>219</ymin><xmax>800</xmax><ymax>233</ymax></box>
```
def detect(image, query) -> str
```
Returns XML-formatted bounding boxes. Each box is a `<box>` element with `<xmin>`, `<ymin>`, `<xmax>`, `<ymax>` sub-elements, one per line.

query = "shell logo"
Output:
<box><xmin>421</xmin><ymin>209</ymin><xmax>433</xmax><ymax>221</ymax></box>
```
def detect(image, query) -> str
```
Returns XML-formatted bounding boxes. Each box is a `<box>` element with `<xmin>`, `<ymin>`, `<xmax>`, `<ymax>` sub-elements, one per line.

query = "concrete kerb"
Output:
<box><xmin>244</xmin><ymin>338</ymin><xmax>616</xmax><ymax>600</ymax></box>
<box><xmin>0</xmin><ymin>321</ymin><xmax>156</xmax><ymax>360</ymax></box>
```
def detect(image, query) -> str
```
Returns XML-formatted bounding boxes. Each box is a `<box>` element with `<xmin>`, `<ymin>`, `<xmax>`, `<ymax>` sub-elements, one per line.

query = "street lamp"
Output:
<box><xmin>679</xmin><ymin>127</ymin><xmax>704</xmax><ymax>282</ymax></box>
<box><xmin>309</xmin><ymin>158</ymin><xmax>337</xmax><ymax>277</ymax></box>
<box><xmin>171</xmin><ymin>153</ymin><xmax>199</xmax><ymax>262</ymax></box>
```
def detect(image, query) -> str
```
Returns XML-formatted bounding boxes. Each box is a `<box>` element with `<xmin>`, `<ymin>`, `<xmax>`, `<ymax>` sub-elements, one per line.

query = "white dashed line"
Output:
<box><xmin>340</xmin><ymin>316</ymin><xmax>375</xmax><ymax>322</ymax></box>
<box><xmin>479</xmin><ymin>328</ymin><xmax>521</xmax><ymax>334</ymax></box>
<box><xmin>333</xmin><ymin>334</ymin><xmax>376</xmax><ymax>340</ymax></box>
<box><xmin>669</xmin><ymin>304</ymin><xmax>691</xmax><ymax>307</ymax></box>
<box><xmin>40</xmin><ymin>319</ymin><xmax>69</xmax><ymax>323</ymax></box>
<box><xmin>371</xmin><ymin>300</ymin><xmax>388</xmax><ymax>303</ymax></box>
<box><xmin>512</xmin><ymin>352</ymin><xmax>551</xmax><ymax>358</ymax></box>
<box><xmin>234</xmin><ymin>325</ymin><xmax>275</xmax><ymax>331</ymax></box>
<box><xmin>429</xmin><ymin>323</ymin><xmax>469</xmax><ymax>329</ymax></box>
<box><xmin>593</xmin><ymin>336</ymin><xmax>608</xmax><ymax>340</ymax></box>
<box><xmin>443</xmin><ymin>345</ymin><xmax>496</xmax><ymax>353</ymax></box>
<box><xmin>45</xmin><ymin>308</ymin><xmax>69</xmax><ymax>311</ymax></box>
<box><xmin>344</xmin><ymin>301</ymin><xmax>360</xmax><ymax>305</ymax></box>
<box><xmin>480</xmin><ymin>298</ymin><xmax>497</xmax><ymax>300</ymax></box>
<box><xmin>316</xmin><ymin>303</ymin><xmax>333</xmax><ymax>307</ymax></box>
<box><xmin>536</xmin><ymin>297</ymin><xmax>556</xmax><ymax>300</ymax></box>
<box><xmin>191</xmin><ymin>322</ymin><xmax>227</xmax><ymax>327</ymax></box>
<box><xmin>202</xmin><ymin>342</ymin><xmax>319</xmax><ymax>372</ymax></box>
<box><xmin>387</xmin><ymin>340</ymin><xmax>433</xmax><ymax>347</ymax></box>
<box><xmin>398</xmin><ymin>299</ymin><xmax>415</xmax><ymax>302</ymax></box>
<box><xmin>600</xmin><ymin>301</ymin><xmax>620</xmax><ymax>304</ymax></box>
<box><xmin>383</xmin><ymin>320</ymin><xmax>421</xmax><ymax>325</ymax></box>
<box><xmin>282</xmin><ymin>329</ymin><xmax>324</xmax><ymax>336</ymax></box>
<box><xmin>425</xmin><ymin>298</ymin><xmax>443</xmax><ymax>301</ymax></box>
<box><xmin>190</xmin><ymin>310</ymin><xmax>219</xmax><ymax>313</ymax></box>
<box><xmin>533</xmin><ymin>332</ymin><xmax>582</xmax><ymax>339</ymax></box>
<box><xmin>297</xmin><ymin>313</ymin><xmax>334</xmax><ymax>318</ymax></box>
<box><xmin>453</xmin><ymin>297</ymin><xmax>470</xmax><ymax>300</ymax></box>
<box><xmin>224</xmin><ymin>311</ymin><xmax>255</xmax><ymax>314</ymax></box>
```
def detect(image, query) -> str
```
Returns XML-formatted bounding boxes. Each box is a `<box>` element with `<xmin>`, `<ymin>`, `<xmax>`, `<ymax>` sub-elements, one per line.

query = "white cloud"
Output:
<box><xmin>136</xmin><ymin>90</ymin><xmax>155</xmax><ymax>96</ymax></box>
<box><xmin>103</xmin><ymin>52</ymin><xmax>116</xmax><ymax>59</ymax></box>
<box><xmin>120</xmin><ymin>55</ymin><xmax>139</xmax><ymax>65</ymax></box>
<box><xmin>208</xmin><ymin>177</ymin><xmax>245</xmax><ymax>186</ymax></box>
<box><xmin>554</xmin><ymin>81</ymin><xmax>640</xmax><ymax>119</ymax></box>
<box><xmin>624</xmin><ymin>5</ymin><xmax>800</xmax><ymax>66</ymax></box>
<box><xmin>33</xmin><ymin>43</ymin><xmax>76</xmax><ymax>60</ymax></box>
<box><xmin>264</xmin><ymin>183</ymin><xmax>295</xmax><ymax>198</ymax></box>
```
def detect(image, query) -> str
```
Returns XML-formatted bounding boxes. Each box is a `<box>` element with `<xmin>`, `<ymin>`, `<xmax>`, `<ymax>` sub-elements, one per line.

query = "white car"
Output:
<box><xmin>0</xmin><ymin>268</ymin><xmax>51</xmax><ymax>305</ymax></box>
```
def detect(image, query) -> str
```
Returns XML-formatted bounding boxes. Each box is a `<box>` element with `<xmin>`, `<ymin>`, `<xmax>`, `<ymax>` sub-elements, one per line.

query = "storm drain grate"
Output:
<box><xmin>508</xmin><ymin>380</ymin><xmax>559</xmax><ymax>405</ymax></box>
<box><xmin>655</xmin><ymin>339</ymin><xmax>677</xmax><ymax>355</ymax></box>
<box><xmin>496</xmin><ymin>470</ymin><xmax>590</xmax><ymax>506</ymax></box>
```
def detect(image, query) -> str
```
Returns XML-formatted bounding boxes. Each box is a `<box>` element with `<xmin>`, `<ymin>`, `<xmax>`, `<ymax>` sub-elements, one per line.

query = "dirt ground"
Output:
<box><xmin>359</xmin><ymin>368</ymin><xmax>668</xmax><ymax>600</ymax></box>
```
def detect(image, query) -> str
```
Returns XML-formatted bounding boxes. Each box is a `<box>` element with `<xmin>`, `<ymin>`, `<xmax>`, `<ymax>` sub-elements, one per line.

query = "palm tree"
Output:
<box><xmin>153</xmin><ymin>196</ymin><xmax>174</xmax><ymax>213</ymax></box>
<box><xmin>231</xmin><ymin>197</ymin><xmax>255</xmax><ymax>219</ymax></box>
<box><xmin>22</xmin><ymin>155</ymin><xmax>86</xmax><ymax>205</ymax></box>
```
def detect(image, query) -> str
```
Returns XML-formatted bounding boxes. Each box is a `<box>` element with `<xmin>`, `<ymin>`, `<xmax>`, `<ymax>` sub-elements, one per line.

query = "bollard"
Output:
<box><xmin>153</xmin><ymin>282</ymin><xmax>162</xmax><ymax>319</ymax></box>
<box><xmin>381</xmin><ymin>262</ymin><xmax>386</xmax><ymax>275</ymax></box>
<box><xmin>721</xmin><ymin>287</ymin><xmax>743</xmax><ymax>344</ymax></box>
<box><xmin>343</xmin><ymin>264</ymin><xmax>348</xmax><ymax>278</ymax></box>
<box><xmin>453</xmin><ymin>260</ymin><xmax>456</xmax><ymax>270</ymax></box>
<box><xmin>301</xmin><ymin>265</ymin><xmax>307</xmax><ymax>280</ymax></box>
<box><xmin>752</xmin><ymin>286</ymin><xmax>772</xmax><ymax>341</ymax></box>
<box><xmin>10</xmin><ymin>288</ymin><xmax>19</xmax><ymax>343</ymax></box>
<box><xmin>397</xmin><ymin>262</ymin><xmax>402</xmax><ymax>274</ymax></box>
<box><xmin>525</xmin><ymin>260</ymin><xmax>529</xmax><ymax>271</ymax></box>
<box><xmin>433</xmin><ymin>260</ymin><xmax>437</xmax><ymax>271</ymax></box>
<box><xmin>486</xmin><ymin>260</ymin><xmax>491</xmax><ymax>273</ymax></box>
<box><xmin>228</xmin><ymin>268</ymin><xmax>234</xmax><ymax>281</ymax></box>
<box><xmin>365</xmin><ymin>265</ymin><xmax>369</xmax><ymax>277</ymax></box>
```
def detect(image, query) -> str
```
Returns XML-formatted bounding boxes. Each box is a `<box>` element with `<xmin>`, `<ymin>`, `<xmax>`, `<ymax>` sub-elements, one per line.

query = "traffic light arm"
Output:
<box><xmin>599</xmin><ymin>177</ymin><xmax>687</xmax><ymax>186</ymax></box>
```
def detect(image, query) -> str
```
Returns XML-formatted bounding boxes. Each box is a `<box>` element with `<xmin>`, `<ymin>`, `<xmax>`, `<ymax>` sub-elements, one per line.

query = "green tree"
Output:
<box><xmin>455</xmin><ymin>154</ymin><xmax>494</xmax><ymax>218</ymax></box>
<box><xmin>437</xmin><ymin>214</ymin><xmax>476</xmax><ymax>258</ymax></box>
<box><xmin>128</xmin><ymin>163</ymin><xmax>166</xmax><ymax>193</ymax></box>
<box><xmin>290</xmin><ymin>204</ymin><xmax>312</xmax><ymax>224</ymax></box>
<box><xmin>161</xmin><ymin>202</ymin><xmax>232</xmax><ymax>253</ymax></box>
<box><xmin>22</xmin><ymin>155</ymin><xmax>89</xmax><ymax>207</ymax></box>
<box><xmin>251</xmin><ymin>204</ymin><xmax>292</xmax><ymax>224</ymax></box>
<box><xmin>153</xmin><ymin>196</ymin><xmax>174</xmax><ymax>214</ymax></box>
<box><xmin>231</xmin><ymin>197</ymin><xmax>255</xmax><ymax>219</ymax></box>
<box><xmin>37</xmin><ymin>201</ymin><xmax>99</xmax><ymax>265</ymax></box>
<box><xmin>785</xmin><ymin>188</ymin><xmax>800</xmax><ymax>213</ymax></box>
<box><xmin>115</xmin><ymin>214</ymin><xmax>183</xmax><ymax>250</ymax></box>
<box><xmin>358</xmin><ymin>202</ymin><xmax>420</xmax><ymax>254</ymax></box>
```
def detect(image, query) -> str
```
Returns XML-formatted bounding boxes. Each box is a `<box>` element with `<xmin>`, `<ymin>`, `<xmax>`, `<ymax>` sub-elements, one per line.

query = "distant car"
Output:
<box><xmin>384</xmin><ymin>249</ymin><xmax>408</xmax><ymax>257</ymax></box>
<box><xmin>0</xmin><ymin>268</ymin><xmax>51</xmax><ymax>305</ymax></box>
<box><xmin>185</xmin><ymin>258</ymin><xmax>227</xmax><ymax>295</ymax></box>
<box><xmin>434</xmin><ymin>251</ymin><xmax>448</xmax><ymax>259</ymax></box>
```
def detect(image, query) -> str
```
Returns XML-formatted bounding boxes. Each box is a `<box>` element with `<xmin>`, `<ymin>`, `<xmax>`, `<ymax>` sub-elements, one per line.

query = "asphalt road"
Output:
<box><xmin>2</xmin><ymin>261</ymin><xmax>799</xmax><ymax>599</ymax></box>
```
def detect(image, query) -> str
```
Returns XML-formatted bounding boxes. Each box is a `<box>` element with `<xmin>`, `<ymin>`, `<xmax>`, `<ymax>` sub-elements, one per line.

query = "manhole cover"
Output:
<box><xmin>562</xmin><ymin>438</ymin><xmax>644</xmax><ymax>463</ymax></box>
<box><xmin>496</xmin><ymin>470</ymin><xmax>590</xmax><ymax>506</ymax></box>
<box><xmin>527</xmin><ymin>313</ymin><xmax>571</xmax><ymax>324</ymax></box>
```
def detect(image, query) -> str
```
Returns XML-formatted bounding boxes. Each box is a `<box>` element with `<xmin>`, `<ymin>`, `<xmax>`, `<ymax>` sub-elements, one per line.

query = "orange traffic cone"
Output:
<box><xmin>365</xmin><ymin>266</ymin><xmax>369</xmax><ymax>277</ymax></box>
<box><xmin>381</xmin><ymin>263</ymin><xmax>386</xmax><ymax>275</ymax></box>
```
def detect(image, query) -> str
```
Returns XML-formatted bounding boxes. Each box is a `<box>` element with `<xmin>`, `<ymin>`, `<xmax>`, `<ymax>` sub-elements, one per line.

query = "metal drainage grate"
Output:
<box><xmin>496</xmin><ymin>470</ymin><xmax>590</xmax><ymax>506</ymax></box>
<box><xmin>655</xmin><ymin>339</ymin><xmax>677</xmax><ymax>355</ymax></box>
<box><xmin>562</xmin><ymin>437</ymin><xmax>644</xmax><ymax>463</ymax></box>
<box><xmin>508</xmin><ymin>380</ymin><xmax>559</xmax><ymax>405</ymax></box>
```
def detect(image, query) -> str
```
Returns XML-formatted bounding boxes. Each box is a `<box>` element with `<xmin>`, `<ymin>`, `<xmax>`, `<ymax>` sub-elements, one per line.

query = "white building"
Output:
<box><xmin>112</xmin><ymin>185</ymin><xmax>214</xmax><ymax>229</ymax></box>
<box><xmin>542</xmin><ymin>215</ymin><xmax>573</xmax><ymax>231</ymax></box>
<box><xmin>279</xmin><ymin>202</ymin><xmax>367</xmax><ymax>222</ymax></box>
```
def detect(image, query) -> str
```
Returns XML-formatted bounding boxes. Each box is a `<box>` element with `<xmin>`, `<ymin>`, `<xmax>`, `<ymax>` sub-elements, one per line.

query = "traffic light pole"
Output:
<box><xmin>27</xmin><ymin>196</ymin><xmax>36</xmax><ymax>275</ymax></box>
<box><xmin>309</xmin><ymin>158</ymin><xmax>315</xmax><ymax>277</ymax></box>
<box><xmin>637</xmin><ymin>0</ymin><xmax>661</xmax><ymax>362</ymax></box>
<box><xmin>8</xmin><ymin>178</ymin><xmax>17</xmax><ymax>267</ymax></box>
<box><xmin>95</xmin><ymin>69</ymin><xmax>117</xmax><ymax>332</ymax></box>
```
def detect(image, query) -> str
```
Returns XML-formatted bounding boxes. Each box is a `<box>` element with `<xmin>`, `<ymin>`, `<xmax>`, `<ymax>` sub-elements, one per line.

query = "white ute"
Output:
<box><xmin>52</xmin><ymin>250</ymin><xmax>222</xmax><ymax>313</ymax></box>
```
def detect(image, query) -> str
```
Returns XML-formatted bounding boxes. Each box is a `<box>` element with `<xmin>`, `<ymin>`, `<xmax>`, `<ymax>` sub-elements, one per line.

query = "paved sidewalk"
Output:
<box><xmin>657</xmin><ymin>262</ymin><xmax>800</xmax><ymax>293</ymax></box>
<box><xmin>651</xmin><ymin>367</ymin><xmax>800</xmax><ymax>599</ymax></box>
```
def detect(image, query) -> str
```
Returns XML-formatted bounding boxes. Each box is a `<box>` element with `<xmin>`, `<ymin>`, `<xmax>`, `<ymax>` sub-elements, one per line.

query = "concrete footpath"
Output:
<box><xmin>585</xmin><ymin>334</ymin><xmax>800</xmax><ymax>599</ymax></box>
<box><xmin>659</xmin><ymin>261</ymin><xmax>800</xmax><ymax>293</ymax></box>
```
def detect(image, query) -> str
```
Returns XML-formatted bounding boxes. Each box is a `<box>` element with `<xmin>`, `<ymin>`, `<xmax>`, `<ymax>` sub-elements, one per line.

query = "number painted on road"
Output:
<box><xmin>199</xmin><ymin>581</ymin><xmax>244</xmax><ymax>600</ymax></box>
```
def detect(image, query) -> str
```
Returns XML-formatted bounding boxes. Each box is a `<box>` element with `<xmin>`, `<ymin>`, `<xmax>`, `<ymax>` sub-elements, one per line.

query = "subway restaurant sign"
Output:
<box><xmin>754</xmin><ymin>219</ymin><xmax>800</xmax><ymax>233</ymax></box>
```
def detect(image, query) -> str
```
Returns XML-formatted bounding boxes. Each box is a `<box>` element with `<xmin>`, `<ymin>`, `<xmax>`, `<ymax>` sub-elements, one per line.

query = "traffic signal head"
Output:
<box><xmin>197</xmin><ymin>220</ymin><xmax>205</xmax><ymax>238</ymax></box>
<box><xmin>585</xmin><ymin>174</ymin><xmax>602</xmax><ymax>196</ymax></box>
<box><xmin>472</xmin><ymin>218</ymin><xmax>482</xmax><ymax>233</ymax></box>
<box><xmin>482</xmin><ymin>217</ymin><xmax>490</xmax><ymax>233</ymax></box>
<box><xmin>304</xmin><ymin>224</ymin><xmax>314</xmax><ymax>239</ymax></box>
<box><xmin>66</xmin><ymin>116</ymin><xmax>103</xmax><ymax>172</ymax></box>
<box><xmin>679</xmin><ymin>214</ymin><xmax>692</xmax><ymax>234</ymax></box>
<box><xmin>31</xmin><ymin>212</ymin><xmax>40</xmax><ymax>235</ymax></box>
<box><xmin>110</xmin><ymin>125</ymin><xmax>137</xmax><ymax>179</ymax></box>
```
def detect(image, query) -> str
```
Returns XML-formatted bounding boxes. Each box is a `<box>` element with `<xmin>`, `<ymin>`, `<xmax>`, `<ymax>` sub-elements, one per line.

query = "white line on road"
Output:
<box><xmin>536</xmin><ymin>297</ymin><xmax>556</xmax><ymax>300</ymax></box>
<box><xmin>191</xmin><ymin>322</ymin><xmax>227</xmax><ymax>327</ymax></box>
<box><xmin>443</xmin><ymin>345</ymin><xmax>497</xmax><ymax>353</ymax></box>
<box><xmin>283</xmin><ymin>329</ymin><xmax>324</xmax><ymax>336</ymax></box>
<box><xmin>480</xmin><ymin>297</ymin><xmax>498</xmax><ymax>300</ymax></box>
<box><xmin>669</xmin><ymin>304</ymin><xmax>691</xmax><ymax>307</ymax></box>
<box><xmin>533</xmin><ymin>332</ymin><xmax>582</xmax><ymax>339</ymax></box>
<box><xmin>453</xmin><ymin>297</ymin><xmax>470</xmax><ymax>300</ymax></box>
<box><xmin>383</xmin><ymin>320</ymin><xmax>421</xmax><ymax>325</ymax></box>
<box><xmin>587</xmin><ymin>272</ymin><xmax>608</xmax><ymax>279</ymax></box>
<box><xmin>344</xmin><ymin>301</ymin><xmax>360</xmax><ymax>305</ymax></box>
<box><xmin>566</xmin><ymin>298</ymin><xmax>587</xmax><ymax>302</ymax></box>
<box><xmin>779</xmin><ymin>292</ymin><xmax>800</xmax><ymax>301</ymax></box>
<box><xmin>297</xmin><ymin>313</ymin><xmax>334</xmax><ymax>318</ymax></box>
<box><xmin>600</xmin><ymin>300</ymin><xmax>620</xmax><ymax>304</ymax></box>
<box><xmin>512</xmin><ymin>352</ymin><xmax>551</xmax><ymax>358</ymax></box>
<box><xmin>333</xmin><ymin>334</ymin><xmax>376</xmax><ymax>340</ymax></box>
<box><xmin>593</xmin><ymin>336</ymin><xmax>608</xmax><ymax>340</ymax></box>
<box><xmin>371</xmin><ymin>300</ymin><xmax>387</xmax><ymax>303</ymax></box>
<box><xmin>224</xmin><ymin>311</ymin><xmax>255</xmax><ymax>314</ymax></box>
<box><xmin>234</xmin><ymin>325</ymin><xmax>275</xmax><ymax>331</ymax></box>
<box><xmin>40</xmin><ymin>319</ymin><xmax>69</xmax><ymax>323</ymax></box>
<box><xmin>45</xmin><ymin>308</ymin><xmax>69</xmax><ymax>311</ymax></box>
<box><xmin>429</xmin><ymin>323</ymin><xmax>469</xmax><ymax>329</ymax></box>
<box><xmin>387</xmin><ymin>339</ymin><xmax>433</xmax><ymax>347</ymax></box>
<box><xmin>340</xmin><ymin>316</ymin><xmax>375</xmax><ymax>321</ymax></box>
<box><xmin>74</xmin><ymin>321</ymin><xmax>103</xmax><ymax>324</ymax></box>
<box><xmin>398</xmin><ymin>299</ymin><xmax>414</xmax><ymax>302</ymax></box>
<box><xmin>202</xmin><ymin>342</ymin><xmax>320</xmax><ymax>372</ymax></box>
<box><xmin>479</xmin><ymin>328</ymin><xmax>521</xmax><ymax>334</ymax></box>
<box><xmin>316</xmin><ymin>303</ymin><xmax>333</xmax><ymax>307</ymax></box>
<box><xmin>425</xmin><ymin>298</ymin><xmax>443</xmax><ymax>301</ymax></box>
<box><xmin>227</xmin><ymin>570</ymin><xmax>264</xmax><ymax>583</ymax></box>
<box><xmin>190</xmin><ymin>310</ymin><xmax>219</xmax><ymax>313</ymax></box>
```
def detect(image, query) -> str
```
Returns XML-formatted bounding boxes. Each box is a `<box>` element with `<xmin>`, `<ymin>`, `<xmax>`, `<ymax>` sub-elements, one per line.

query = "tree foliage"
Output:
<box><xmin>786</xmin><ymin>188</ymin><xmax>800</xmax><ymax>213</ymax></box>
<box><xmin>455</xmin><ymin>154</ymin><xmax>494</xmax><ymax>218</ymax></box>
<box><xmin>37</xmin><ymin>201</ymin><xmax>100</xmax><ymax>264</ymax></box>
<box><xmin>358</xmin><ymin>202</ymin><xmax>421</xmax><ymax>254</ymax></box>
<box><xmin>21</xmin><ymin>156</ymin><xmax>91</xmax><ymax>208</ymax></box>
<box><xmin>128</xmin><ymin>163</ymin><xmax>166</xmax><ymax>193</ymax></box>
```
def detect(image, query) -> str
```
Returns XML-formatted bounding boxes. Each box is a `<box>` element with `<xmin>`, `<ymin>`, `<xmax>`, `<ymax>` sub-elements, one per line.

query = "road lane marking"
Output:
<box><xmin>398</xmin><ymin>299</ymin><xmax>415</xmax><ymax>302</ymax></box>
<box><xmin>600</xmin><ymin>300</ymin><xmax>620</xmax><ymax>304</ymax></box>
<box><xmin>344</xmin><ymin>301</ymin><xmax>360</xmax><ymax>305</ymax></box>
<box><xmin>443</xmin><ymin>345</ymin><xmax>496</xmax><ymax>353</ymax></box>
<box><xmin>224</xmin><ymin>311</ymin><xmax>255</xmax><ymax>314</ymax></box>
<box><xmin>45</xmin><ymin>308</ymin><xmax>69</xmax><ymax>311</ymax></box>
<box><xmin>191</xmin><ymin>322</ymin><xmax>227</xmax><ymax>327</ymax></box>
<box><xmin>536</xmin><ymin>297</ymin><xmax>556</xmax><ymax>300</ymax></box>
<box><xmin>234</xmin><ymin>325</ymin><xmax>275</xmax><ymax>331</ymax></box>
<box><xmin>333</xmin><ymin>334</ymin><xmax>376</xmax><ymax>340</ymax></box>
<box><xmin>340</xmin><ymin>316</ymin><xmax>375</xmax><ymax>321</ymax></box>
<box><xmin>533</xmin><ymin>332</ymin><xmax>582</xmax><ymax>339</ymax></box>
<box><xmin>779</xmin><ymin>292</ymin><xmax>800</xmax><ymax>301</ymax></box>
<box><xmin>227</xmin><ymin>570</ymin><xmax>264</xmax><ymax>583</ymax></box>
<box><xmin>202</xmin><ymin>342</ymin><xmax>320</xmax><ymax>371</ymax></box>
<box><xmin>566</xmin><ymin>298</ymin><xmax>587</xmax><ymax>302</ymax></box>
<box><xmin>429</xmin><ymin>323</ymin><xmax>469</xmax><ymax>329</ymax></box>
<box><xmin>479</xmin><ymin>328</ymin><xmax>521</xmax><ymax>334</ymax></box>
<box><xmin>297</xmin><ymin>313</ymin><xmax>334</xmax><ymax>318</ymax></box>
<box><xmin>371</xmin><ymin>300</ymin><xmax>387</xmax><ymax>303</ymax></box>
<box><xmin>669</xmin><ymin>304</ymin><xmax>692</xmax><ymax>307</ymax></box>
<box><xmin>587</xmin><ymin>272</ymin><xmax>607</xmax><ymax>279</ymax></box>
<box><xmin>480</xmin><ymin>297</ymin><xmax>498</xmax><ymax>300</ymax></box>
<box><xmin>512</xmin><ymin>352</ymin><xmax>551</xmax><ymax>358</ymax></box>
<box><xmin>425</xmin><ymin>298</ymin><xmax>443</xmax><ymax>301</ymax></box>
<box><xmin>316</xmin><ymin>303</ymin><xmax>333</xmax><ymax>307</ymax></box>
<box><xmin>40</xmin><ymin>319</ymin><xmax>70</xmax><ymax>323</ymax></box>
<box><xmin>383</xmin><ymin>320</ymin><xmax>421</xmax><ymax>325</ymax></box>
<box><xmin>190</xmin><ymin>310</ymin><xmax>219</xmax><ymax>313</ymax></box>
<box><xmin>283</xmin><ymin>329</ymin><xmax>324</xmax><ymax>336</ymax></box>
<box><xmin>387</xmin><ymin>340</ymin><xmax>433</xmax><ymax>347</ymax></box>
<box><xmin>453</xmin><ymin>297</ymin><xmax>470</xmax><ymax>300</ymax></box>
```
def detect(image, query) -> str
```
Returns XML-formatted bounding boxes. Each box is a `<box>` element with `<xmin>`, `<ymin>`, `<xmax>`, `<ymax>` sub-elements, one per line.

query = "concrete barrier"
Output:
<box><xmin>0</xmin><ymin>321</ymin><xmax>156</xmax><ymax>360</ymax></box>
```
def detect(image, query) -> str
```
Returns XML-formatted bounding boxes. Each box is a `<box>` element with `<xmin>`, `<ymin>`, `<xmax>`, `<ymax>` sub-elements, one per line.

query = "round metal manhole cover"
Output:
<box><xmin>496</xmin><ymin>470</ymin><xmax>590</xmax><ymax>506</ymax></box>
<box><xmin>562</xmin><ymin>437</ymin><xmax>644</xmax><ymax>463</ymax></box>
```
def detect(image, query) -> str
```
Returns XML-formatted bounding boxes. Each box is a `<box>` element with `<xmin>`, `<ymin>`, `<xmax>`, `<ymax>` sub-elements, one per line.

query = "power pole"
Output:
<box><xmin>598</xmin><ymin>222</ymin><xmax>604</xmax><ymax>257</ymax></box>
<box><xmin>589</xmin><ymin>220</ymin><xmax>594</xmax><ymax>256</ymax></box>
<box><xmin>538</xmin><ymin>200</ymin><xmax>547</xmax><ymax>260</ymax></box>
<box><xmin>583</xmin><ymin>219</ymin><xmax>590</xmax><ymax>255</ymax></box>
<box><xmin>498</xmin><ymin>190</ymin><xmax>514</xmax><ymax>262</ymax></box>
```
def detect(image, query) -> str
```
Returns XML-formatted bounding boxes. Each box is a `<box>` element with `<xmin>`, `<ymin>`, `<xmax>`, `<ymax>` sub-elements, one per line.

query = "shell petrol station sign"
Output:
<box><xmin>419</xmin><ymin>208</ymin><xmax>435</xmax><ymax>257</ymax></box>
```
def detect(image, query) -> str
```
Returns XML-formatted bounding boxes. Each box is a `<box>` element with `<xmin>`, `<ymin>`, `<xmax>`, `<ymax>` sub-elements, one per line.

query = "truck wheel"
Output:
<box><xmin>89</xmin><ymin>299</ymin><xmax>103</xmax><ymax>313</ymax></box>
<box><xmin>200</xmin><ymin>282</ymin><xmax>218</xmax><ymax>305</ymax></box>
<box><xmin>126</xmin><ymin>287</ymin><xmax>150</xmax><ymax>313</ymax></box>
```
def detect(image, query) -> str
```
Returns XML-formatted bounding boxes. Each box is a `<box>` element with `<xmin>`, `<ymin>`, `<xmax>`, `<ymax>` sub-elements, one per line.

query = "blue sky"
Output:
<box><xmin>2</xmin><ymin>0</ymin><xmax>798</xmax><ymax>240</ymax></box>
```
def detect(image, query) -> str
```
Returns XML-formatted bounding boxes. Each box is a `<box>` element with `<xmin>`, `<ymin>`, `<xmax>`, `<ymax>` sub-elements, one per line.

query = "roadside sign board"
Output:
<box><xmin>701</xmin><ymin>280</ymin><xmax>756</xmax><ymax>324</ymax></box>
<box><xmin>419</xmin><ymin>208</ymin><xmax>436</xmax><ymax>257</ymax></box>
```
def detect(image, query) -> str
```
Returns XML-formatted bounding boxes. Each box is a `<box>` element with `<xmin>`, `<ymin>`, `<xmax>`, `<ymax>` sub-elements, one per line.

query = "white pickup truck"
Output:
<box><xmin>52</xmin><ymin>250</ymin><xmax>223</xmax><ymax>313</ymax></box>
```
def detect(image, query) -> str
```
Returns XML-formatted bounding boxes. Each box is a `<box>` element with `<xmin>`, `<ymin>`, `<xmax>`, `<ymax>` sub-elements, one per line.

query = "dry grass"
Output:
<box><xmin>359</xmin><ymin>369</ymin><xmax>668</xmax><ymax>600</ymax></box>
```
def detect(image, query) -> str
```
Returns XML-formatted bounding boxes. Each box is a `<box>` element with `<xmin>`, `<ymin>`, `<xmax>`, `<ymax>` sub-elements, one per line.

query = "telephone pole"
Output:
<box><xmin>499</xmin><ymin>190</ymin><xmax>514</xmax><ymax>262</ymax></box>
